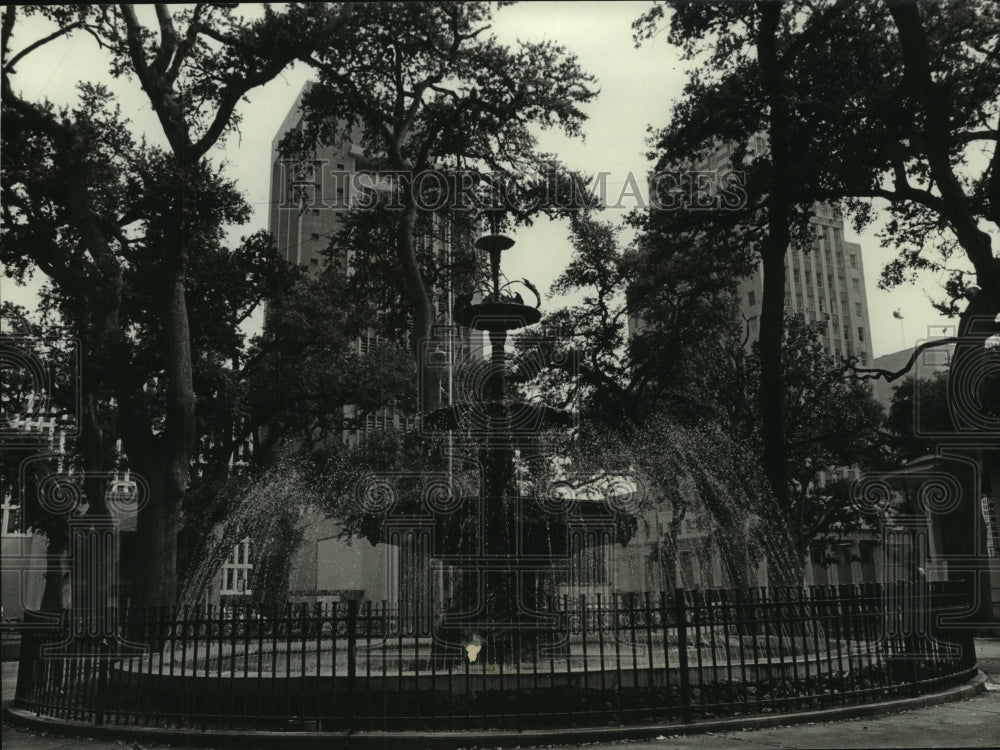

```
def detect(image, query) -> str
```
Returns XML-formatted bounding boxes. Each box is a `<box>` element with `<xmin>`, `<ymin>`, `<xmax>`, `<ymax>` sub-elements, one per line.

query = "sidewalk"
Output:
<box><xmin>4</xmin><ymin>638</ymin><xmax>999</xmax><ymax>749</ymax></box>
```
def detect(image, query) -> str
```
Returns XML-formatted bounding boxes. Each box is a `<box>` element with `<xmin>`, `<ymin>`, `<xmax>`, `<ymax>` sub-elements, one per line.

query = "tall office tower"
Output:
<box><xmin>723</xmin><ymin>139</ymin><xmax>880</xmax><ymax>585</ymax></box>
<box><xmin>268</xmin><ymin>85</ymin><xmax>357</xmax><ymax>274</ymax></box>
<box><xmin>707</xmin><ymin>138</ymin><xmax>876</xmax><ymax>367</ymax></box>
<box><xmin>268</xmin><ymin>83</ymin><xmax>476</xmax><ymax>443</ymax></box>
<box><xmin>262</xmin><ymin>84</ymin><xmax>477</xmax><ymax>610</ymax></box>
<box><xmin>737</xmin><ymin>201</ymin><xmax>875</xmax><ymax>366</ymax></box>
<box><xmin>620</xmin><ymin>137</ymin><xmax>881</xmax><ymax>591</ymax></box>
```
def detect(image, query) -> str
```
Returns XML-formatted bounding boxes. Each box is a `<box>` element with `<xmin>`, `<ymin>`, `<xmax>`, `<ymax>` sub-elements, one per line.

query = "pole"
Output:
<box><xmin>675</xmin><ymin>588</ymin><xmax>692</xmax><ymax>723</ymax></box>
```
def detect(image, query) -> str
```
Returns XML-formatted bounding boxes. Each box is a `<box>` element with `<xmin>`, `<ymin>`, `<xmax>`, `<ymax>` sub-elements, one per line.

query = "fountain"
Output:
<box><xmin>10</xmin><ymin>231</ymin><xmax>978</xmax><ymax>736</ymax></box>
<box><xmin>370</xmin><ymin>226</ymin><xmax>636</xmax><ymax>664</ymax></box>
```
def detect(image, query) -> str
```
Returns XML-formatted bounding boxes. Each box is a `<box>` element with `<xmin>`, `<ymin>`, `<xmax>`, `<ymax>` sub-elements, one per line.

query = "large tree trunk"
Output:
<box><xmin>396</xmin><ymin>187</ymin><xmax>441</xmax><ymax>416</ymax></box>
<box><xmin>39</xmin><ymin>529</ymin><xmax>69</xmax><ymax>612</ymax></box>
<box><xmin>887</xmin><ymin>0</ymin><xmax>999</xmax><ymax>628</ymax></box>
<box><xmin>134</xmin><ymin>459</ymin><xmax>181</xmax><ymax>607</ymax></box>
<box><xmin>756</xmin><ymin>3</ymin><xmax>796</xmax><ymax>586</ymax></box>
<box><xmin>132</xmin><ymin>272</ymin><xmax>195</xmax><ymax>608</ymax></box>
<box><xmin>949</xmin><ymin>272</ymin><xmax>1000</xmax><ymax>627</ymax></box>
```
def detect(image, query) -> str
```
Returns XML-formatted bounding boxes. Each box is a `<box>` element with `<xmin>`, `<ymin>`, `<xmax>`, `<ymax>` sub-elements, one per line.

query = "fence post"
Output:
<box><xmin>346</xmin><ymin>598</ymin><xmax>358</xmax><ymax>727</ymax></box>
<box><xmin>14</xmin><ymin>612</ymin><xmax>45</xmax><ymax>709</ymax></box>
<box><xmin>95</xmin><ymin>638</ymin><xmax>109</xmax><ymax>726</ymax></box>
<box><xmin>674</xmin><ymin>588</ymin><xmax>692</xmax><ymax>723</ymax></box>
<box><xmin>346</xmin><ymin>599</ymin><xmax>358</xmax><ymax>681</ymax></box>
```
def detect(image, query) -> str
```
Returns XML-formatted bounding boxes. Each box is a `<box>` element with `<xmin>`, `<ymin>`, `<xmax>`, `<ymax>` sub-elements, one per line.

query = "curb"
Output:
<box><xmin>4</xmin><ymin>670</ymin><xmax>988</xmax><ymax>749</ymax></box>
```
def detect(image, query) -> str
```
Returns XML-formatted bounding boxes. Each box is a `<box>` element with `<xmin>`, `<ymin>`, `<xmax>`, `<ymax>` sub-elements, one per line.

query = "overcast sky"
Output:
<box><xmin>2</xmin><ymin>3</ymin><xmax>972</xmax><ymax>357</ymax></box>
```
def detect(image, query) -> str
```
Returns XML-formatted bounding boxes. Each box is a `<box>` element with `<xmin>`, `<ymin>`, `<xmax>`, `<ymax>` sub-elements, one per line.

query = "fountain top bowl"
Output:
<box><xmin>454</xmin><ymin>301</ymin><xmax>541</xmax><ymax>331</ymax></box>
<box><xmin>475</xmin><ymin>233</ymin><xmax>516</xmax><ymax>253</ymax></box>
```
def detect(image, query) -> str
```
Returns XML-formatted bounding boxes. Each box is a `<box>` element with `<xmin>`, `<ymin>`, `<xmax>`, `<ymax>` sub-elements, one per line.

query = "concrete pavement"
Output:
<box><xmin>3</xmin><ymin>638</ymin><xmax>999</xmax><ymax>749</ymax></box>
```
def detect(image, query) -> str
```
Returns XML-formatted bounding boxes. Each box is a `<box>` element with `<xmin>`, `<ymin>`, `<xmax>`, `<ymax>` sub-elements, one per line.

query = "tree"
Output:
<box><xmin>635</xmin><ymin>0</ymin><xmax>1000</xmax><ymax>595</ymax></box>
<box><xmin>0</xmin><ymin>305</ymin><xmax>81</xmax><ymax>611</ymax></box>
<box><xmin>522</xmin><ymin>213</ymin><xmax>752</xmax><ymax>425</ymax></box>
<box><xmin>528</xmin><ymin>215</ymin><xmax>886</xmax><ymax>583</ymax></box>
<box><xmin>740</xmin><ymin>316</ymin><xmax>889</xmax><ymax>571</ymax></box>
<box><xmin>634</xmin><ymin>0</ymin><xmax>859</xmax><ymax>569</ymax></box>
<box><xmin>325</xmin><ymin>193</ymin><xmax>482</xmax><ymax>346</ymax></box>
<box><xmin>284</xmin><ymin>1</ymin><xmax>599</xmax><ymax>415</ymax></box>
<box><xmin>2</xmin><ymin>3</ymin><xmax>353</xmax><ymax>606</ymax></box>
<box><xmin>887</xmin><ymin>369</ymin><xmax>1000</xmax><ymax>498</ymax></box>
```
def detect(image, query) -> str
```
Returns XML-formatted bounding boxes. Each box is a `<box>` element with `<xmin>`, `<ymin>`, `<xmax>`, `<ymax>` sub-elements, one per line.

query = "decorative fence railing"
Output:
<box><xmin>12</xmin><ymin>582</ymin><xmax>978</xmax><ymax>731</ymax></box>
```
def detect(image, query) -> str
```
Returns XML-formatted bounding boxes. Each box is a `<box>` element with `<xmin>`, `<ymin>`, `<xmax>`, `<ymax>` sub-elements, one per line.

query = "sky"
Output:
<box><xmin>1</xmin><ymin>2</ymin><xmax>975</xmax><ymax>358</ymax></box>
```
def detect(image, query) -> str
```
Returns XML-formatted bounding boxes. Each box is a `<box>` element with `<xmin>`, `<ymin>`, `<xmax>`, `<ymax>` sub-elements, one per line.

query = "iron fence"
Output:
<box><xmin>12</xmin><ymin>581</ymin><xmax>978</xmax><ymax>731</ymax></box>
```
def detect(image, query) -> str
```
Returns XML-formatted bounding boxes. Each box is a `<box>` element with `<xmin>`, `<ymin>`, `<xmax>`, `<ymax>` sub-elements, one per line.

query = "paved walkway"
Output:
<box><xmin>3</xmin><ymin>638</ymin><xmax>999</xmax><ymax>749</ymax></box>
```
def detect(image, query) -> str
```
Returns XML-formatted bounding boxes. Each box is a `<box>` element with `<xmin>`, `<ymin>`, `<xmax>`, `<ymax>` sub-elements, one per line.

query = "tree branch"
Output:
<box><xmin>3</xmin><ymin>20</ymin><xmax>84</xmax><ymax>73</ymax></box>
<box><xmin>780</xmin><ymin>0</ymin><xmax>855</xmax><ymax>71</ymax></box>
<box><xmin>841</xmin><ymin>336</ymin><xmax>958</xmax><ymax>383</ymax></box>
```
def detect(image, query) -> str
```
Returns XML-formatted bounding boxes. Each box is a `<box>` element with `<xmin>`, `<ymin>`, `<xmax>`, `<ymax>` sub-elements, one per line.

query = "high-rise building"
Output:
<box><xmin>621</xmin><ymin>137</ymin><xmax>882</xmax><ymax>590</ymax></box>
<box><xmin>258</xmin><ymin>84</ymin><xmax>477</xmax><ymax>611</ymax></box>
<box><xmin>268</xmin><ymin>85</ymin><xmax>356</xmax><ymax>273</ymax></box>
<box><xmin>722</xmin><ymin>139</ymin><xmax>881</xmax><ymax>584</ymax></box>
<box><xmin>737</xmin><ymin>201</ymin><xmax>874</xmax><ymax>366</ymax></box>
<box><xmin>711</xmin><ymin>139</ymin><xmax>876</xmax><ymax>367</ymax></box>
<box><xmin>268</xmin><ymin>83</ymin><xmax>475</xmax><ymax>443</ymax></box>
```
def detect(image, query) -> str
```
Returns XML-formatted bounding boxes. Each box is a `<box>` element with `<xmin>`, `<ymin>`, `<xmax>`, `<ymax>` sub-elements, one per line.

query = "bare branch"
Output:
<box><xmin>151</xmin><ymin>3</ymin><xmax>178</xmax><ymax>78</ymax></box>
<box><xmin>3</xmin><ymin>20</ymin><xmax>84</xmax><ymax>73</ymax></box>
<box><xmin>841</xmin><ymin>336</ymin><xmax>958</xmax><ymax>383</ymax></box>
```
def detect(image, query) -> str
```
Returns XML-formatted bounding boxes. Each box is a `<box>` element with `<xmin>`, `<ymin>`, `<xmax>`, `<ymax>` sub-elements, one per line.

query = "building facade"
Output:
<box><xmin>1</xmin><ymin>393</ymin><xmax>139</xmax><ymax>619</ymax></box>
<box><xmin>621</xmin><ymin>137</ymin><xmax>884</xmax><ymax>592</ymax></box>
<box><xmin>254</xmin><ymin>84</ymin><xmax>475</xmax><ymax>610</ymax></box>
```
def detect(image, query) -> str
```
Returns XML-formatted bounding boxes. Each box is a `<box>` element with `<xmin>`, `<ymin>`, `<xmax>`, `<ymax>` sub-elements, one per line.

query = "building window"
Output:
<box><xmin>572</xmin><ymin>544</ymin><xmax>608</xmax><ymax>586</ymax></box>
<box><xmin>859</xmin><ymin>542</ymin><xmax>877</xmax><ymax>582</ymax></box>
<box><xmin>860</xmin><ymin>352</ymin><xmax>868</xmax><ymax>365</ymax></box>
<box><xmin>852</xmin><ymin>278</ymin><xmax>861</xmax><ymax>292</ymax></box>
<box><xmin>835</xmin><ymin>543</ymin><xmax>853</xmax><ymax>583</ymax></box>
<box><xmin>679</xmin><ymin>550</ymin><xmax>700</xmax><ymax>588</ymax></box>
<box><xmin>855</xmin><ymin>302</ymin><xmax>863</xmax><ymax>317</ymax></box>
<box><xmin>221</xmin><ymin>538</ymin><xmax>252</xmax><ymax>595</ymax></box>
<box><xmin>810</xmin><ymin>545</ymin><xmax>827</xmax><ymax>566</ymax></box>
<box><xmin>2</xmin><ymin>492</ymin><xmax>24</xmax><ymax>536</ymax></box>
<box><xmin>857</xmin><ymin>326</ymin><xmax>865</xmax><ymax>341</ymax></box>
<box><xmin>310</xmin><ymin>232</ymin><xmax>320</xmax><ymax>240</ymax></box>
<box><xmin>983</xmin><ymin>496</ymin><xmax>1000</xmax><ymax>559</ymax></box>
<box><xmin>310</xmin><ymin>257</ymin><xmax>320</xmax><ymax>266</ymax></box>
<box><xmin>850</xmin><ymin>254</ymin><xmax>857</xmax><ymax>268</ymax></box>
<box><xmin>748</xmin><ymin>291</ymin><xmax>756</xmax><ymax>307</ymax></box>
<box><xmin>818</xmin><ymin>298</ymin><xmax>825</xmax><ymax>312</ymax></box>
